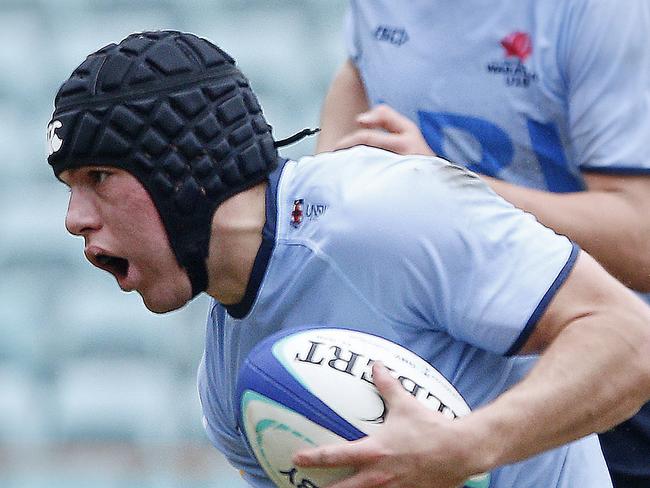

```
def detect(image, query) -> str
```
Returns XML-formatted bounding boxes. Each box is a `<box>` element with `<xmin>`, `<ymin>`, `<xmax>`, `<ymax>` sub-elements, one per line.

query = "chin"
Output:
<box><xmin>139</xmin><ymin>288</ymin><xmax>191</xmax><ymax>314</ymax></box>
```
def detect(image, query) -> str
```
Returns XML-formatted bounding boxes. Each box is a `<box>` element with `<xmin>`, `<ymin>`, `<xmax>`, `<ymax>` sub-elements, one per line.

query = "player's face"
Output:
<box><xmin>60</xmin><ymin>167</ymin><xmax>192</xmax><ymax>313</ymax></box>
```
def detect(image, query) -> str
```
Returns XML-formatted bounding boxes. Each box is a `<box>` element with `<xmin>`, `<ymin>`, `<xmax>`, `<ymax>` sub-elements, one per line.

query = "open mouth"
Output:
<box><xmin>94</xmin><ymin>253</ymin><xmax>130</xmax><ymax>279</ymax></box>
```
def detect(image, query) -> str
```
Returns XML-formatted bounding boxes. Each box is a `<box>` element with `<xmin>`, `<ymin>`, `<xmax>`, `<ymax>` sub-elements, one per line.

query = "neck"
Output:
<box><xmin>205</xmin><ymin>182</ymin><xmax>267</xmax><ymax>304</ymax></box>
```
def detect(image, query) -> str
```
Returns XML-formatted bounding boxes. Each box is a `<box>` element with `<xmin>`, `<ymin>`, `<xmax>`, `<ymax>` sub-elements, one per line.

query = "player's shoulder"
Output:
<box><xmin>280</xmin><ymin>146</ymin><xmax>492</xmax><ymax>240</ymax></box>
<box><xmin>283</xmin><ymin>146</ymin><xmax>393</xmax><ymax>199</ymax></box>
<box><xmin>554</xmin><ymin>0</ymin><xmax>648</xmax><ymax>59</ymax></box>
<box><xmin>560</xmin><ymin>0</ymin><xmax>645</xmax><ymax>21</ymax></box>
<box><xmin>294</xmin><ymin>145</ymin><xmax>404</xmax><ymax>171</ymax></box>
<box><xmin>290</xmin><ymin>146</ymin><xmax>489</xmax><ymax>208</ymax></box>
<box><xmin>292</xmin><ymin>146</ymin><xmax>472</xmax><ymax>187</ymax></box>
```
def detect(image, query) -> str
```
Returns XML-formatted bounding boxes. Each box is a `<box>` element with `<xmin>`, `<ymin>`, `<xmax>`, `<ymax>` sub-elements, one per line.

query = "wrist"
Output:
<box><xmin>451</xmin><ymin>412</ymin><xmax>505</xmax><ymax>477</ymax></box>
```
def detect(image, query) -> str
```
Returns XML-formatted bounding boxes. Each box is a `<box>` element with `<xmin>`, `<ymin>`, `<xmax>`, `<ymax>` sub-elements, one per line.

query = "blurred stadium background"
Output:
<box><xmin>0</xmin><ymin>1</ymin><xmax>347</xmax><ymax>486</ymax></box>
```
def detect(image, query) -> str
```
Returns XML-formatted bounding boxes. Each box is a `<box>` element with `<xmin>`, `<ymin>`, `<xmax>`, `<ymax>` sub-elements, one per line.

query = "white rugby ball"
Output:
<box><xmin>236</xmin><ymin>327</ymin><xmax>490</xmax><ymax>488</ymax></box>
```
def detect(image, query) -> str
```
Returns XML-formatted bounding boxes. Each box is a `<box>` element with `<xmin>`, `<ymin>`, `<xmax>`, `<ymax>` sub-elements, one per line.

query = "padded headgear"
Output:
<box><xmin>47</xmin><ymin>31</ymin><xmax>278</xmax><ymax>297</ymax></box>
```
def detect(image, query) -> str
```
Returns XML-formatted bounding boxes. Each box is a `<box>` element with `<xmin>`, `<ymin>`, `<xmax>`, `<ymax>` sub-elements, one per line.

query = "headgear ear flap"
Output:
<box><xmin>47</xmin><ymin>31</ymin><xmax>279</xmax><ymax>297</ymax></box>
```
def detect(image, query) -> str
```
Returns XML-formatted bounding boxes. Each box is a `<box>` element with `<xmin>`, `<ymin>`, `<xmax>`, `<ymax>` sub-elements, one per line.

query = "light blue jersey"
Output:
<box><xmin>198</xmin><ymin>147</ymin><xmax>611</xmax><ymax>487</ymax></box>
<box><xmin>346</xmin><ymin>1</ymin><xmax>650</xmax><ymax>475</ymax></box>
<box><xmin>346</xmin><ymin>0</ymin><xmax>650</xmax><ymax>193</ymax></box>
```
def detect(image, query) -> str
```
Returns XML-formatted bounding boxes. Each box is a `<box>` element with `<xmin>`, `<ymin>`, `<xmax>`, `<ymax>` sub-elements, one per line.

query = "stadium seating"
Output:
<box><xmin>0</xmin><ymin>1</ymin><xmax>346</xmax><ymax>486</ymax></box>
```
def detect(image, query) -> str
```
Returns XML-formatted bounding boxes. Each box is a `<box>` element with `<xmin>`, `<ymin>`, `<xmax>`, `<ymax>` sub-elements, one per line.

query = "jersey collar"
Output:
<box><xmin>224</xmin><ymin>157</ymin><xmax>287</xmax><ymax>319</ymax></box>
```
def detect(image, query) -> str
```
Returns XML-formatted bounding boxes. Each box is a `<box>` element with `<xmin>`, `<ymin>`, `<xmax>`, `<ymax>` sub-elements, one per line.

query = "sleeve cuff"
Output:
<box><xmin>505</xmin><ymin>243</ymin><xmax>581</xmax><ymax>356</ymax></box>
<box><xmin>581</xmin><ymin>166</ymin><xmax>650</xmax><ymax>175</ymax></box>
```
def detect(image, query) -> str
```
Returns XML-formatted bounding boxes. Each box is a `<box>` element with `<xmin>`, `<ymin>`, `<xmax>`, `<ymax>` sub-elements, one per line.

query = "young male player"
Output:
<box><xmin>48</xmin><ymin>31</ymin><xmax>650</xmax><ymax>488</ymax></box>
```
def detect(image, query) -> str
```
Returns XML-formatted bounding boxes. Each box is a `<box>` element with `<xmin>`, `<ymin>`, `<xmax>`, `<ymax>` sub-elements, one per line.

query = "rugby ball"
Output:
<box><xmin>236</xmin><ymin>327</ymin><xmax>490</xmax><ymax>488</ymax></box>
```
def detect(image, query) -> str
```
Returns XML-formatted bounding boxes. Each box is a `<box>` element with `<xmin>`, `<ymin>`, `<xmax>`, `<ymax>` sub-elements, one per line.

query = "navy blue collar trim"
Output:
<box><xmin>225</xmin><ymin>157</ymin><xmax>287</xmax><ymax>319</ymax></box>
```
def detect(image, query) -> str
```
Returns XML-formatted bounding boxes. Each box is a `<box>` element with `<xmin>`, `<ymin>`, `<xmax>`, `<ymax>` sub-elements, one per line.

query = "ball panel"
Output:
<box><xmin>465</xmin><ymin>474</ymin><xmax>491</xmax><ymax>488</ymax></box>
<box><xmin>236</xmin><ymin>333</ymin><xmax>366</xmax><ymax>441</ymax></box>
<box><xmin>241</xmin><ymin>390</ymin><xmax>354</xmax><ymax>488</ymax></box>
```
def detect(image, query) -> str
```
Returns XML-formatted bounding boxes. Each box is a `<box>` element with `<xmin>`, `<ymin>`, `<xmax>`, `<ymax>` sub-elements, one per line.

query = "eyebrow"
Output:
<box><xmin>59</xmin><ymin>168</ymin><xmax>81</xmax><ymax>187</ymax></box>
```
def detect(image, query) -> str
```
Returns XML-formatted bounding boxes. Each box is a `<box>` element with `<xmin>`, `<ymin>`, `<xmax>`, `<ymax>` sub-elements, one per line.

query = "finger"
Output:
<box><xmin>372</xmin><ymin>362</ymin><xmax>413</xmax><ymax>407</ymax></box>
<box><xmin>333</xmin><ymin>129</ymin><xmax>407</xmax><ymax>154</ymax></box>
<box><xmin>324</xmin><ymin>469</ymin><xmax>395</xmax><ymax>488</ymax></box>
<box><xmin>356</xmin><ymin>104</ymin><xmax>414</xmax><ymax>134</ymax></box>
<box><xmin>293</xmin><ymin>439</ymin><xmax>377</xmax><ymax>468</ymax></box>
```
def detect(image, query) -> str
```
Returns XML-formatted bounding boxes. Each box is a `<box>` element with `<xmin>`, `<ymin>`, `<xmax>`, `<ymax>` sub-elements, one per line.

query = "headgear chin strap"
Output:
<box><xmin>47</xmin><ymin>31</ymin><xmax>279</xmax><ymax>298</ymax></box>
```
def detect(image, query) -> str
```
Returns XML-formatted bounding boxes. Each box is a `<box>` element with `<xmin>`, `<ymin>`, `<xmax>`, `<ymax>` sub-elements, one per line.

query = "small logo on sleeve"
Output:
<box><xmin>47</xmin><ymin>120</ymin><xmax>63</xmax><ymax>156</ymax></box>
<box><xmin>374</xmin><ymin>25</ymin><xmax>409</xmax><ymax>46</ymax></box>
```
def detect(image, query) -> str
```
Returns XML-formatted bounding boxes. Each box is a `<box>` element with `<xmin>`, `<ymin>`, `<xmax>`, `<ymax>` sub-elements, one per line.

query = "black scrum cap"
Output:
<box><xmin>47</xmin><ymin>30</ymin><xmax>278</xmax><ymax>297</ymax></box>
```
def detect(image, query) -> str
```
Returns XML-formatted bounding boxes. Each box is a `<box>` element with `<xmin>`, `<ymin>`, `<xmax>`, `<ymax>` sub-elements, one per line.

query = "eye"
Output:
<box><xmin>88</xmin><ymin>170</ymin><xmax>111</xmax><ymax>185</ymax></box>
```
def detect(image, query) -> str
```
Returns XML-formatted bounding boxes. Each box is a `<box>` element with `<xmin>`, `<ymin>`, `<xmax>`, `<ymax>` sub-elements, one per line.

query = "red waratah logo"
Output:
<box><xmin>290</xmin><ymin>199</ymin><xmax>304</xmax><ymax>228</ymax></box>
<box><xmin>501</xmin><ymin>31</ymin><xmax>532</xmax><ymax>61</ymax></box>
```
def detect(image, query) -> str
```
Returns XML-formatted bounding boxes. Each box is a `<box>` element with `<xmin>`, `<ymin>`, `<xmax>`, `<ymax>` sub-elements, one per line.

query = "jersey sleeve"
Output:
<box><xmin>426</xmin><ymin>165</ymin><xmax>579</xmax><ymax>355</ymax></box>
<box><xmin>329</xmin><ymin>150</ymin><xmax>579</xmax><ymax>356</ymax></box>
<box><xmin>561</xmin><ymin>0</ymin><xmax>650</xmax><ymax>174</ymax></box>
<box><xmin>434</xmin><ymin>179</ymin><xmax>579</xmax><ymax>356</ymax></box>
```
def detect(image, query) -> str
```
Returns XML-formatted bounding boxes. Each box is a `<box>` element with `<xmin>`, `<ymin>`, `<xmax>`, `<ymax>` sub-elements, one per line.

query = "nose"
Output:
<box><xmin>65</xmin><ymin>189</ymin><xmax>101</xmax><ymax>236</ymax></box>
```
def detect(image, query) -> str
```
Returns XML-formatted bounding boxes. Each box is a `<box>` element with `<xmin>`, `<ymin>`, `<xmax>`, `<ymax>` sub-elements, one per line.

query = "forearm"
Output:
<box><xmin>316</xmin><ymin>59</ymin><xmax>369</xmax><ymax>153</ymax></box>
<box><xmin>460</xmin><ymin>298</ymin><xmax>650</xmax><ymax>473</ymax></box>
<box><xmin>485</xmin><ymin>175</ymin><xmax>650</xmax><ymax>291</ymax></box>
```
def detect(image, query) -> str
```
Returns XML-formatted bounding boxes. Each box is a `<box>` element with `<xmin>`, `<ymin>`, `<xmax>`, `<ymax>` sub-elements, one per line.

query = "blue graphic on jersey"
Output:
<box><xmin>418</xmin><ymin>111</ymin><xmax>583</xmax><ymax>192</ymax></box>
<box><xmin>527</xmin><ymin>119</ymin><xmax>583</xmax><ymax>192</ymax></box>
<box><xmin>418</xmin><ymin>111</ymin><xmax>513</xmax><ymax>178</ymax></box>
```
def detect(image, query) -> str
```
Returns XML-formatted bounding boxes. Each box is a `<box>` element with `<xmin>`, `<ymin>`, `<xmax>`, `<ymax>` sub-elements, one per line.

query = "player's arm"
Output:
<box><xmin>459</xmin><ymin>250</ymin><xmax>650</xmax><ymax>471</ymax></box>
<box><xmin>316</xmin><ymin>59</ymin><xmax>369</xmax><ymax>153</ymax></box>
<box><xmin>293</xmin><ymin>251</ymin><xmax>650</xmax><ymax>488</ymax></box>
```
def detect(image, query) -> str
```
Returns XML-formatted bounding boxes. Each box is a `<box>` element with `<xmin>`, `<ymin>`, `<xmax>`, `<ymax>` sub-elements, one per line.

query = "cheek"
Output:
<box><xmin>114</xmin><ymin>180</ymin><xmax>166</xmax><ymax>237</ymax></box>
<box><xmin>113</xmin><ymin>180</ymin><xmax>191</xmax><ymax>300</ymax></box>
<box><xmin>131</xmin><ymin>218</ymin><xmax>185</xmax><ymax>284</ymax></box>
<box><xmin>139</xmin><ymin>259</ymin><xmax>192</xmax><ymax>313</ymax></box>
<box><xmin>119</xmin><ymin>196</ymin><xmax>171</xmax><ymax>258</ymax></box>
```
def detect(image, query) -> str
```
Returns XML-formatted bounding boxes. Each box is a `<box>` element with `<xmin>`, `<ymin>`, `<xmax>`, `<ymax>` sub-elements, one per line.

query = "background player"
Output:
<box><xmin>49</xmin><ymin>31</ymin><xmax>650</xmax><ymax>487</ymax></box>
<box><xmin>316</xmin><ymin>2</ymin><xmax>650</xmax><ymax>485</ymax></box>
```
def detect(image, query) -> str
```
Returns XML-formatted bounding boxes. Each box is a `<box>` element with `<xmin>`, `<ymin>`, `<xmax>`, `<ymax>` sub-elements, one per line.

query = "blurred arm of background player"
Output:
<box><xmin>316</xmin><ymin>60</ymin><xmax>650</xmax><ymax>293</ymax></box>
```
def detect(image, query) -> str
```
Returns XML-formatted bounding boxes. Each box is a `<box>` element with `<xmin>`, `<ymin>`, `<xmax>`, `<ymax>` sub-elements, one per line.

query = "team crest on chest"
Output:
<box><xmin>290</xmin><ymin>199</ymin><xmax>304</xmax><ymax>228</ymax></box>
<box><xmin>290</xmin><ymin>198</ymin><xmax>328</xmax><ymax>228</ymax></box>
<box><xmin>486</xmin><ymin>31</ymin><xmax>538</xmax><ymax>88</ymax></box>
<box><xmin>501</xmin><ymin>31</ymin><xmax>532</xmax><ymax>61</ymax></box>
